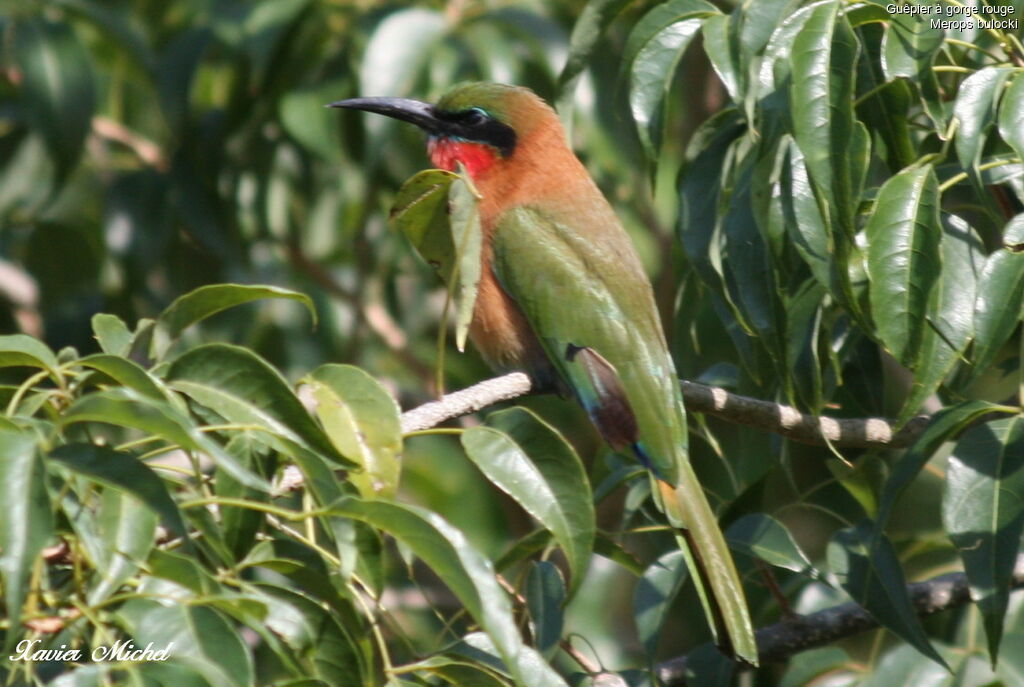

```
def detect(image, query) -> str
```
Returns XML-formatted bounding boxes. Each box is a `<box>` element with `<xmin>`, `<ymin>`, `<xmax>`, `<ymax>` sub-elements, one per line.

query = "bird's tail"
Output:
<box><xmin>655</xmin><ymin>477</ymin><xmax>759</xmax><ymax>666</ymax></box>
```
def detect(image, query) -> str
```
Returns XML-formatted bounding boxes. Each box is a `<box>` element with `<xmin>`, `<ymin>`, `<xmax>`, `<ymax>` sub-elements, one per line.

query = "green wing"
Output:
<box><xmin>491</xmin><ymin>205</ymin><xmax>686</xmax><ymax>482</ymax></box>
<box><xmin>491</xmin><ymin>205</ymin><xmax>758</xmax><ymax>665</ymax></box>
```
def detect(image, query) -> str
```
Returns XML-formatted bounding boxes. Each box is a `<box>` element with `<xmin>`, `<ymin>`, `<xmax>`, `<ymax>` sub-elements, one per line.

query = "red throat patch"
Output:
<box><xmin>427</xmin><ymin>137</ymin><xmax>498</xmax><ymax>177</ymax></box>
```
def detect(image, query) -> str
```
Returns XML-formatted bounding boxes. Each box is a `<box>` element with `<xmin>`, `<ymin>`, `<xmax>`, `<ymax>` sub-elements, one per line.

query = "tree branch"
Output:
<box><xmin>655</xmin><ymin>554</ymin><xmax>1024</xmax><ymax>684</ymax></box>
<box><xmin>399</xmin><ymin>372</ymin><xmax>931</xmax><ymax>448</ymax></box>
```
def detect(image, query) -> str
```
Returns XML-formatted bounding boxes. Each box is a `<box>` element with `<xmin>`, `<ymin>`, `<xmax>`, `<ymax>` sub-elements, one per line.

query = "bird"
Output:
<box><xmin>329</xmin><ymin>82</ymin><xmax>757</xmax><ymax>664</ymax></box>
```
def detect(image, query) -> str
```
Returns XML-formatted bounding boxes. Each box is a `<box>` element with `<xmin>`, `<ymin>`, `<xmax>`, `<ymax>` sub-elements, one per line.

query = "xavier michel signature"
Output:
<box><xmin>8</xmin><ymin>639</ymin><xmax>175</xmax><ymax>663</ymax></box>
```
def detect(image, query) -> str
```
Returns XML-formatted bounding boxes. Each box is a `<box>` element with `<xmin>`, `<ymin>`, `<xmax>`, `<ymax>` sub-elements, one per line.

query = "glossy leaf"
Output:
<box><xmin>901</xmin><ymin>214</ymin><xmax>985</xmax><ymax>421</ymax></box>
<box><xmin>448</xmin><ymin>173</ymin><xmax>484</xmax><ymax>352</ymax></box>
<box><xmin>14</xmin><ymin>18</ymin><xmax>96</xmax><ymax>183</ymax></box>
<box><xmin>781</xmin><ymin>141</ymin><xmax>832</xmax><ymax>290</ymax></box>
<box><xmin>62</xmin><ymin>387</ymin><xmax>269</xmax><ymax>492</ymax></box>
<box><xmin>789</xmin><ymin>3</ymin><xmax>860</xmax><ymax>240</ymax></box>
<box><xmin>77</xmin><ymin>353</ymin><xmax>169</xmax><ymax>401</ymax></box>
<box><xmin>86</xmin><ymin>489</ymin><xmax>158</xmax><ymax>605</ymax></box>
<box><xmin>828</xmin><ymin>522</ymin><xmax>947</xmax><ymax>668</ymax></box>
<box><xmin>865</xmin><ymin>165</ymin><xmax>942</xmax><ymax>366</ymax></box>
<box><xmin>166</xmin><ymin>343</ymin><xmax>350</xmax><ymax>467</ymax></box>
<box><xmin>359</xmin><ymin>9</ymin><xmax>446</xmax><ymax>101</ymax></box>
<box><xmin>250</xmin><ymin>583</ymin><xmax>370</xmax><ymax>685</ymax></box>
<box><xmin>880</xmin><ymin>13</ymin><xmax>943</xmax><ymax>82</ymax></box>
<box><xmin>91</xmin><ymin>313</ymin><xmax>133</xmax><ymax>356</ymax></box>
<box><xmin>0</xmin><ymin>334</ymin><xmax>59</xmax><ymax>379</ymax></box>
<box><xmin>942</xmin><ymin>417</ymin><xmax>1024</xmax><ymax>664</ymax></box>
<box><xmin>448</xmin><ymin>632</ymin><xmax>567</xmax><ymax>687</ymax></box>
<box><xmin>702</xmin><ymin>13</ymin><xmax>740</xmax><ymax>103</ymax></box>
<box><xmin>778</xmin><ymin>647</ymin><xmax>855</xmax><ymax>687</ymax></box>
<box><xmin>156</xmin><ymin>283</ymin><xmax>317</xmax><ymax>346</ymax></box>
<box><xmin>118</xmin><ymin>601</ymin><xmax>253</xmax><ymax>687</ymax></box>
<box><xmin>559</xmin><ymin>0</ymin><xmax>632</xmax><ymax>90</ymax></box>
<box><xmin>971</xmin><ymin>215</ymin><xmax>1024</xmax><ymax>377</ymax></box>
<box><xmin>329</xmin><ymin>498</ymin><xmax>566</xmax><ymax>686</ymax></box>
<box><xmin>954</xmin><ymin>67</ymin><xmax>1014</xmax><ymax>175</ymax></box>
<box><xmin>634</xmin><ymin>549</ymin><xmax>688</xmax><ymax>655</ymax></box>
<box><xmin>525</xmin><ymin>561</ymin><xmax>565</xmax><ymax>657</ymax></box>
<box><xmin>726</xmin><ymin>513</ymin><xmax>816</xmax><ymax>577</ymax></box>
<box><xmin>392</xmin><ymin>169</ymin><xmax>484</xmax><ymax>343</ymax></box>
<box><xmin>303</xmin><ymin>363</ymin><xmax>401</xmax><ymax>498</ymax></box>
<box><xmin>50</xmin><ymin>443</ymin><xmax>187</xmax><ymax>536</ymax></box>
<box><xmin>999</xmin><ymin>72</ymin><xmax>1024</xmax><ymax>162</ymax></box>
<box><xmin>462</xmin><ymin>407</ymin><xmax>595</xmax><ymax>597</ymax></box>
<box><xmin>629</xmin><ymin>18</ymin><xmax>704</xmax><ymax>160</ymax></box>
<box><xmin>0</xmin><ymin>429</ymin><xmax>50</xmax><ymax>641</ymax></box>
<box><xmin>877</xmin><ymin>400</ymin><xmax>1008</xmax><ymax>530</ymax></box>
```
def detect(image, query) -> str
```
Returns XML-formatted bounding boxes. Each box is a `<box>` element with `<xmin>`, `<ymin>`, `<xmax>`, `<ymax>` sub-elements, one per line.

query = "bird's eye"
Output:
<box><xmin>463</xmin><ymin>107</ymin><xmax>488</xmax><ymax>125</ymax></box>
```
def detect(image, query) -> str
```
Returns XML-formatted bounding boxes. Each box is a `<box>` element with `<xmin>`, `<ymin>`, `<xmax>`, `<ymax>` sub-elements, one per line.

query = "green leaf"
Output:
<box><xmin>901</xmin><ymin>214</ymin><xmax>985</xmax><ymax>421</ymax></box>
<box><xmin>702</xmin><ymin>13</ymin><xmax>741</xmax><ymax>103</ymax></box>
<box><xmin>781</xmin><ymin>141</ymin><xmax>832</xmax><ymax>290</ymax></box>
<box><xmin>281</xmin><ymin>80</ymin><xmax>346</xmax><ymax>162</ymax></box>
<box><xmin>399</xmin><ymin>655</ymin><xmax>507</xmax><ymax>687</ymax></box>
<box><xmin>392</xmin><ymin>168</ymin><xmax>484</xmax><ymax>343</ymax></box>
<box><xmin>879</xmin><ymin>11</ymin><xmax>946</xmax><ymax>135</ymax></box>
<box><xmin>865</xmin><ymin>165</ymin><xmax>943</xmax><ymax>366</ymax></box>
<box><xmin>250</xmin><ymin>583</ymin><xmax>370</xmax><ymax>685</ymax></box>
<box><xmin>329</xmin><ymin>498</ymin><xmax>566</xmax><ymax>686</ymax></box>
<box><xmin>166</xmin><ymin>343</ymin><xmax>351</xmax><ymax>467</ymax></box>
<box><xmin>954</xmin><ymin>67</ymin><xmax>1014</xmax><ymax>176</ymax></box>
<box><xmin>0</xmin><ymin>333</ymin><xmax>59</xmax><ymax>380</ymax></box>
<box><xmin>634</xmin><ymin>549</ymin><xmax>688</xmax><ymax>656</ymax></box>
<box><xmin>85</xmin><ymin>489</ymin><xmax>158</xmax><ymax>605</ymax></box>
<box><xmin>856</xmin><ymin>25</ymin><xmax>916</xmax><ymax>172</ymax></box>
<box><xmin>559</xmin><ymin>0</ymin><xmax>631</xmax><ymax>91</ymax></box>
<box><xmin>726</xmin><ymin>513</ymin><xmax>816</xmax><ymax>577</ymax></box>
<box><xmin>827</xmin><ymin>522</ymin><xmax>947</xmax><ymax>668</ymax></box>
<box><xmin>448</xmin><ymin>174</ymin><xmax>483</xmax><ymax>352</ymax></box>
<box><xmin>999</xmin><ymin>72</ymin><xmax>1024</xmax><ymax>163</ymax></box>
<box><xmin>62</xmin><ymin>388</ymin><xmax>270</xmax><ymax>492</ymax></box>
<box><xmin>462</xmin><ymin>407</ymin><xmax>595</xmax><ymax>597</ymax></box>
<box><xmin>51</xmin><ymin>443</ymin><xmax>187</xmax><ymax>536</ymax></box>
<box><xmin>881</xmin><ymin>13</ymin><xmax>943</xmax><ymax>82</ymax></box>
<box><xmin>972</xmin><ymin>216</ymin><xmax>1024</xmax><ymax>377</ymax></box>
<box><xmin>622</xmin><ymin>0</ymin><xmax>717</xmax><ymax>74</ymax></box>
<box><xmin>0</xmin><ymin>429</ymin><xmax>50</xmax><ymax>644</ymax></box>
<box><xmin>736</xmin><ymin>0</ymin><xmax>798</xmax><ymax>58</ymax></box>
<box><xmin>91</xmin><ymin>313</ymin><xmax>133</xmax><ymax>356</ymax></box>
<box><xmin>525</xmin><ymin>561</ymin><xmax>565</xmax><ymax>658</ymax></box>
<box><xmin>789</xmin><ymin>2</ymin><xmax>860</xmax><ymax>240</ymax></box>
<box><xmin>156</xmin><ymin>283</ymin><xmax>316</xmax><ymax>349</ymax></box>
<box><xmin>877</xmin><ymin>400</ymin><xmax>1008</xmax><ymax>530</ymax></box>
<box><xmin>623</xmin><ymin>1</ymin><xmax>717</xmax><ymax>159</ymax></box>
<box><xmin>359</xmin><ymin>8</ymin><xmax>446</xmax><ymax>105</ymax></box>
<box><xmin>779</xmin><ymin>647</ymin><xmax>855</xmax><ymax>687</ymax></box>
<box><xmin>942</xmin><ymin>416</ymin><xmax>1024</xmax><ymax>664</ymax></box>
<box><xmin>14</xmin><ymin>17</ymin><xmax>96</xmax><ymax>183</ymax></box>
<box><xmin>303</xmin><ymin>364</ymin><xmax>401</xmax><ymax>498</ymax></box>
<box><xmin>54</xmin><ymin>0</ymin><xmax>155</xmax><ymax>75</ymax></box>
<box><xmin>446</xmin><ymin>632</ymin><xmax>567</xmax><ymax>687</ymax></box>
<box><xmin>77</xmin><ymin>353</ymin><xmax>170</xmax><ymax>401</ymax></box>
<box><xmin>118</xmin><ymin>601</ymin><xmax>253</xmax><ymax>687</ymax></box>
<box><xmin>629</xmin><ymin>18</ymin><xmax>704</xmax><ymax>160</ymax></box>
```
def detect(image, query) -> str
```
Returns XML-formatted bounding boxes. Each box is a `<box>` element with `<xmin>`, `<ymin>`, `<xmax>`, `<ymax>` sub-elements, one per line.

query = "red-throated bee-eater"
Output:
<box><xmin>330</xmin><ymin>82</ymin><xmax>757</xmax><ymax>664</ymax></box>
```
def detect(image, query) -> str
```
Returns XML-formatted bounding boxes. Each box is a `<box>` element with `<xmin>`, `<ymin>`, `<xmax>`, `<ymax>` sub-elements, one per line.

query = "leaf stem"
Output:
<box><xmin>938</xmin><ymin>158</ymin><xmax>1023</xmax><ymax>192</ymax></box>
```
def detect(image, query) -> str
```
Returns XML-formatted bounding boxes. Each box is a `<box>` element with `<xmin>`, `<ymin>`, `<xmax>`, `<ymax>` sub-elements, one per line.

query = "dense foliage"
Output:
<box><xmin>1</xmin><ymin>0</ymin><xmax>1023</xmax><ymax>685</ymax></box>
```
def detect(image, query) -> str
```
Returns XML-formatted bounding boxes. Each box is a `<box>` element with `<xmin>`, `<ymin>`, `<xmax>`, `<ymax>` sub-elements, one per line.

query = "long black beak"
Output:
<box><xmin>327</xmin><ymin>97</ymin><xmax>441</xmax><ymax>134</ymax></box>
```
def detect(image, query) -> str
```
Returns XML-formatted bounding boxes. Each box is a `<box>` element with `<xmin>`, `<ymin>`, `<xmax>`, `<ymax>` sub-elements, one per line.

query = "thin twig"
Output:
<box><xmin>91</xmin><ymin>116</ymin><xmax>166</xmax><ymax>170</ymax></box>
<box><xmin>398</xmin><ymin>372</ymin><xmax>931</xmax><ymax>449</ymax></box>
<box><xmin>655</xmin><ymin>554</ymin><xmax>1024</xmax><ymax>684</ymax></box>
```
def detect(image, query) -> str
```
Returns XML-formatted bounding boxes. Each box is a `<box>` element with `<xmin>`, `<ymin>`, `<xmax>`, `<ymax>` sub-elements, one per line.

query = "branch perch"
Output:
<box><xmin>656</xmin><ymin>554</ymin><xmax>1024</xmax><ymax>684</ymax></box>
<box><xmin>400</xmin><ymin>372</ymin><xmax>931</xmax><ymax>449</ymax></box>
